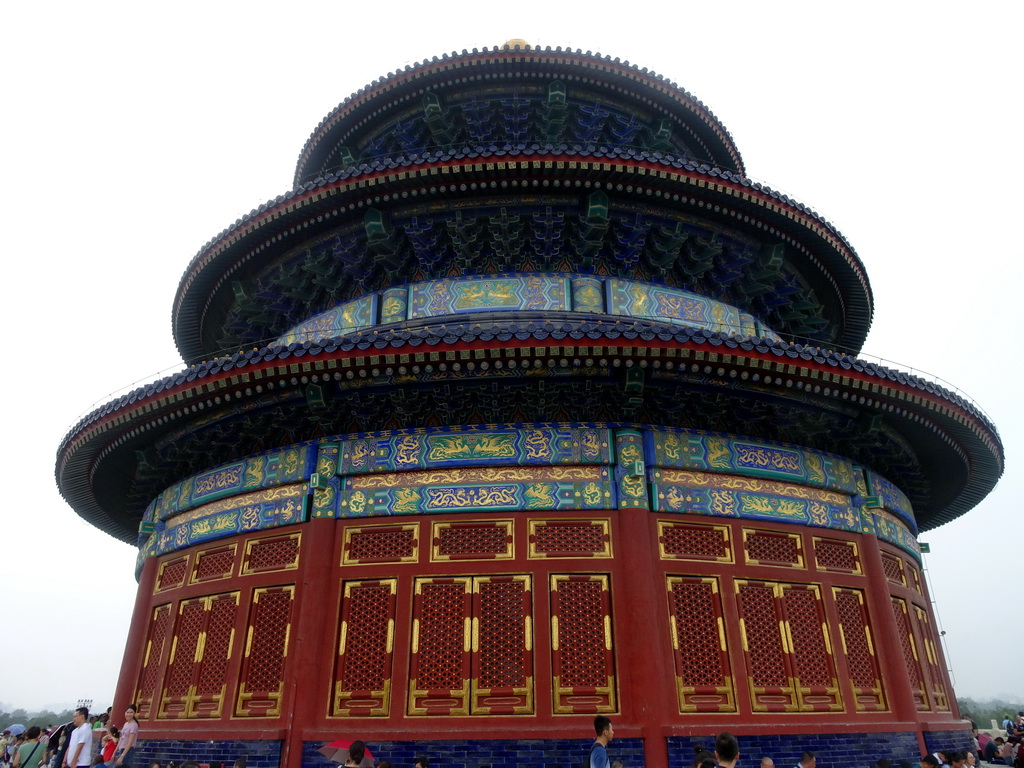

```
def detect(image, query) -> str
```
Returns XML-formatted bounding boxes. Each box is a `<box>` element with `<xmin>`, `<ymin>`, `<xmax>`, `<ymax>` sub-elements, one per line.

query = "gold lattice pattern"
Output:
<box><xmin>834</xmin><ymin>590</ymin><xmax>878</xmax><ymax>689</ymax></box>
<box><xmin>477</xmin><ymin>580</ymin><xmax>526</xmax><ymax>688</ymax></box>
<box><xmin>416</xmin><ymin>582</ymin><xmax>467</xmax><ymax>690</ymax></box>
<box><xmin>340</xmin><ymin>584</ymin><xmax>393</xmax><ymax>692</ymax></box>
<box><xmin>245</xmin><ymin>590</ymin><xmax>292</xmax><ymax>693</ymax></box>
<box><xmin>890</xmin><ymin>598</ymin><xmax>923</xmax><ymax>688</ymax></box>
<box><xmin>532</xmin><ymin>522</ymin><xmax>605</xmax><ymax>556</ymax></box>
<box><xmin>157</xmin><ymin>558</ymin><xmax>187</xmax><ymax>590</ymax></box>
<box><xmin>438</xmin><ymin>525</ymin><xmax>509</xmax><ymax>557</ymax></box>
<box><xmin>555</xmin><ymin>579</ymin><xmax>608</xmax><ymax>687</ymax></box>
<box><xmin>881</xmin><ymin>554</ymin><xmax>905</xmax><ymax>585</ymax></box>
<box><xmin>165</xmin><ymin>601</ymin><xmax>205</xmax><ymax>698</ymax></box>
<box><xmin>814</xmin><ymin>539</ymin><xmax>858</xmax><ymax>571</ymax></box>
<box><xmin>246</xmin><ymin>536</ymin><xmax>299</xmax><ymax>572</ymax></box>
<box><xmin>746</xmin><ymin>531</ymin><xmax>801</xmax><ymax>565</ymax></box>
<box><xmin>783</xmin><ymin>587</ymin><xmax>833</xmax><ymax>687</ymax></box>
<box><xmin>137</xmin><ymin>605</ymin><xmax>172</xmax><ymax>715</ymax></box>
<box><xmin>195</xmin><ymin>596</ymin><xmax>237</xmax><ymax>698</ymax></box>
<box><xmin>738</xmin><ymin>584</ymin><xmax>788</xmax><ymax>686</ymax></box>
<box><xmin>194</xmin><ymin>548</ymin><xmax>235</xmax><ymax>581</ymax></box>
<box><xmin>670</xmin><ymin>581</ymin><xmax>726</xmax><ymax>686</ymax></box>
<box><xmin>661</xmin><ymin>524</ymin><xmax>729</xmax><ymax>559</ymax></box>
<box><xmin>349</xmin><ymin>528</ymin><xmax>417</xmax><ymax>562</ymax></box>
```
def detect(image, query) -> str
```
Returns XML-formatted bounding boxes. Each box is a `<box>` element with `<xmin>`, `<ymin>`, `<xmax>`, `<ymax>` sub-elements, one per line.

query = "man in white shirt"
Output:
<box><xmin>65</xmin><ymin>708</ymin><xmax>92</xmax><ymax>768</ymax></box>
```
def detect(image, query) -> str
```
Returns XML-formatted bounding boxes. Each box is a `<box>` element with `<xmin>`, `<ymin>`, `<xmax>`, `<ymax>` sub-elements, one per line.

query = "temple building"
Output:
<box><xmin>57</xmin><ymin>43</ymin><xmax>1003</xmax><ymax>768</ymax></box>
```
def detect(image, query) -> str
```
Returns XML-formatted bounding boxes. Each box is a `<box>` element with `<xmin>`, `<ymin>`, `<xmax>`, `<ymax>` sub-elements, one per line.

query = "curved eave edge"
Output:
<box><xmin>58</xmin><ymin>323</ymin><xmax>1002</xmax><ymax>540</ymax></box>
<box><xmin>172</xmin><ymin>147</ymin><xmax>872</xmax><ymax>359</ymax></box>
<box><xmin>293</xmin><ymin>45</ymin><xmax>745</xmax><ymax>185</ymax></box>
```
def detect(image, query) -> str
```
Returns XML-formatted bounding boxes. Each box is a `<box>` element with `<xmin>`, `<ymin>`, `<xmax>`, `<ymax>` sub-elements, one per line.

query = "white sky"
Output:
<box><xmin>1</xmin><ymin>0</ymin><xmax>1021</xmax><ymax>713</ymax></box>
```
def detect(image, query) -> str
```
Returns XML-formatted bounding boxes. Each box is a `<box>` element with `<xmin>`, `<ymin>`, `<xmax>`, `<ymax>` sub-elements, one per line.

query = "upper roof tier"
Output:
<box><xmin>171</xmin><ymin>45</ymin><xmax>873</xmax><ymax>364</ymax></box>
<box><xmin>293</xmin><ymin>44</ymin><xmax>746</xmax><ymax>186</ymax></box>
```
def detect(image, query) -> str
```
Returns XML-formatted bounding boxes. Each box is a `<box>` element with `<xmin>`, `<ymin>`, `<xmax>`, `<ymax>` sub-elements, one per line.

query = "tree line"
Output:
<box><xmin>0</xmin><ymin>708</ymin><xmax>77</xmax><ymax>728</ymax></box>
<box><xmin>958</xmin><ymin>697</ymin><xmax>1024</xmax><ymax>729</ymax></box>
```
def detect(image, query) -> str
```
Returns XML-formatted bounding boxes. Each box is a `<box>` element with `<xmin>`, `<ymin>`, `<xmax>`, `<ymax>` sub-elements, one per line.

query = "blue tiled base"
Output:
<box><xmin>134</xmin><ymin>739</ymin><xmax>281</xmax><ymax>768</ymax></box>
<box><xmin>302</xmin><ymin>737</ymin><xmax>645</xmax><ymax>768</ymax></box>
<box><xmin>924</xmin><ymin>729</ymin><xmax>975</xmax><ymax>756</ymax></box>
<box><xmin>669</xmin><ymin>730</ymin><xmax>976</xmax><ymax>768</ymax></box>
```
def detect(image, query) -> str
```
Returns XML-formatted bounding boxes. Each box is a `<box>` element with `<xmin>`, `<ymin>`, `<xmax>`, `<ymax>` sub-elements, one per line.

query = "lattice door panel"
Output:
<box><xmin>235</xmin><ymin>586</ymin><xmax>294</xmax><ymax>718</ymax></box>
<box><xmin>333</xmin><ymin>579</ymin><xmax>397</xmax><ymax>717</ymax></box>
<box><xmin>550</xmin><ymin>574</ymin><xmax>616</xmax><ymax>714</ymax></box>
<box><xmin>242</xmin><ymin>533</ymin><xmax>300</xmax><ymax>574</ymax></box>
<box><xmin>666</xmin><ymin>576</ymin><xmax>735</xmax><ymax>712</ymax></box>
<box><xmin>156</xmin><ymin>557</ymin><xmax>188</xmax><ymax>592</ymax></box>
<box><xmin>134</xmin><ymin>603</ymin><xmax>173</xmax><ymax>719</ymax></box>
<box><xmin>158</xmin><ymin>593</ymin><xmax>240</xmax><ymax>719</ymax></box>
<box><xmin>190</xmin><ymin>545</ymin><xmax>237</xmax><ymax>584</ymax></box>
<box><xmin>832</xmin><ymin>587</ymin><xmax>886</xmax><ymax>711</ymax></box>
<box><xmin>881</xmin><ymin>553</ymin><xmax>906</xmax><ymax>586</ymax></box>
<box><xmin>913</xmin><ymin>604</ymin><xmax>950</xmax><ymax>711</ymax></box>
<box><xmin>813</xmin><ymin>538</ymin><xmax>861</xmax><ymax>574</ymax></box>
<box><xmin>433</xmin><ymin>520</ymin><xmax>514</xmax><ymax>561</ymax></box>
<box><xmin>528</xmin><ymin>519</ymin><xmax>611</xmax><ymax>558</ymax></box>
<box><xmin>471</xmin><ymin>575</ymin><xmax>533</xmax><ymax>714</ymax></box>
<box><xmin>408</xmin><ymin>577</ymin><xmax>472</xmax><ymax>715</ymax></box>
<box><xmin>743</xmin><ymin>529</ymin><xmax>804</xmax><ymax>567</ymax></box>
<box><xmin>780</xmin><ymin>584</ymin><xmax>843</xmax><ymax>711</ymax></box>
<box><xmin>736</xmin><ymin>581</ymin><xmax>796</xmax><ymax>711</ymax></box>
<box><xmin>658</xmin><ymin>522</ymin><xmax>732</xmax><ymax>562</ymax></box>
<box><xmin>159</xmin><ymin>599</ymin><xmax>207</xmax><ymax>719</ymax></box>
<box><xmin>343</xmin><ymin>524</ymin><xmax>419</xmax><ymax>565</ymax></box>
<box><xmin>890</xmin><ymin>596</ymin><xmax>929</xmax><ymax>711</ymax></box>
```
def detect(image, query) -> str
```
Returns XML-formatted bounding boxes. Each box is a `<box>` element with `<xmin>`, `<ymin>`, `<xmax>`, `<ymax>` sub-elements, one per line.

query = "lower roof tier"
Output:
<box><xmin>57</xmin><ymin>319</ymin><xmax>1001</xmax><ymax>543</ymax></box>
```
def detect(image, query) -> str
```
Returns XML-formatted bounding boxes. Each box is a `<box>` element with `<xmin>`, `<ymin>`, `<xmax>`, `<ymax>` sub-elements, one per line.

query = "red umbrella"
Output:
<box><xmin>317</xmin><ymin>740</ymin><xmax>375</xmax><ymax>767</ymax></box>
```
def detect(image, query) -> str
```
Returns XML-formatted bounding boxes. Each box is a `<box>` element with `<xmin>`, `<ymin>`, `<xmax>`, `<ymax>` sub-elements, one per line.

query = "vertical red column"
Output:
<box><xmin>615</xmin><ymin>505</ymin><xmax>674</xmax><ymax>768</ymax></box>
<box><xmin>113</xmin><ymin>556</ymin><xmax>159</xmax><ymax>715</ymax></box>
<box><xmin>282</xmin><ymin>517</ymin><xmax>338</xmax><ymax>768</ymax></box>
<box><xmin>860</xmin><ymin>533</ymin><xmax>926</xmax><ymax>753</ymax></box>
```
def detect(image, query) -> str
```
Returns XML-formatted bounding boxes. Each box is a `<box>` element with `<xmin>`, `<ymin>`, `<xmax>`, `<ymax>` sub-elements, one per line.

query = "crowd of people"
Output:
<box><xmin>4</xmin><ymin>707</ymin><xmax>1022</xmax><ymax>768</ymax></box>
<box><xmin>1</xmin><ymin>706</ymin><xmax>137</xmax><ymax>768</ymax></box>
<box><xmin>585</xmin><ymin>713</ymin><xmax>1024</xmax><ymax>768</ymax></box>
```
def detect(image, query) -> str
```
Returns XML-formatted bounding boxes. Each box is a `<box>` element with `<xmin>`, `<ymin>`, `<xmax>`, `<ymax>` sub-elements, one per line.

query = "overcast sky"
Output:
<box><xmin>1</xmin><ymin>0</ymin><xmax>1020</xmax><ymax>714</ymax></box>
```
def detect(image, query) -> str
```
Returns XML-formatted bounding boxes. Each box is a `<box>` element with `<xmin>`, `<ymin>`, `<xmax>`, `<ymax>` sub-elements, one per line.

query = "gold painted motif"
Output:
<box><xmin>348</xmin><ymin>490</ymin><xmax>367</xmax><ymax>514</ymax></box>
<box><xmin>619</xmin><ymin>475</ymin><xmax>645</xmax><ymax>499</ymax></box>
<box><xmin>382</xmin><ymin>296</ymin><xmax>405</xmax><ymax>323</ymax></box>
<box><xmin>426</xmin><ymin>485</ymin><xmax>518</xmax><ymax>508</ymax></box>
<box><xmin>658</xmin><ymin>469</ymin><xmax>848</xmax><ymax>504</ymax></box>
<box><xmin>580</xmin><ymin>430</ymin><xmax>602</xmax><ymax>461</ymax></box>
<box><xmin>428</xmin><ymin>433</ymin><xmax>517</xmax><ymax>461</ymax></box>
<box><xmin>523</xmin><ymin>429</ymin><xmax>553</xmax><ymax>460</ymax></box>
<box><xmin>347</xmin><ymin>465</ymin><xmax>604</xmax><ymax>489</ymax></box>
<box><xmin>394</xmin><ymin>435</ymin><xmax>420</xmax><ymax>466</ymax></box>
<box><xmin>524</xmin><ymin>483</ymin><xmax>556</xmax><ymax>508</ymax></box>
<box><xmin>575</xmin><ymin>284</ymin><xmax>602</xmax><ymax>309</ymax></box>
<box><xmin>661</xmin><ymin>432</ymin><xmax>683</xmax><ymax>461</ymax></box>
<box><xmin>194</xmin><ymin>465</ymin><xmax>244</xmax><ymax>497</ymax></box>
<box><xmin>618</xmin><ymin>442</ymin><xmax>642</xmax><ymax>464</ymax></box>
<box><xmin>454</xmin><ymin>280</ymin><xmax>518</xmax><ymax>308</ymax></box>
<box><xmin>349</xmin><ymin>440</ymin><xmax>371</xmax><ymax>470</ymax></box>
<box><xmin>393</xmin><ymin>487</ymin><xmax>421</xmax><ymax>514</ymax></box>
<box><xmin>735</xmin><ymin>445</ymin><xmax>801</xmax><ymax>473</ymax></box>
<box><xmin>706</xmin><ymin>438</ymin><xmax>731</xmax><ymax>469</ymax></box>
<box><xmin>582</xmin><ymin>482</ymin><xmax>603</xmax><ymax>505</ymax></box>
<box><xmin>803</xmin><ymin>452</ymin><xmax>826</xmax><ymax>485</ymax></box>
<box><xmin>166</xmin><ymin>485</ymin><xmax>306</xmax><ymax>527</ymax></box>
<box><xmin>245</xmin><ymin>456</ymin><xmax>266</xmax><ymax>488</ymax></box>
